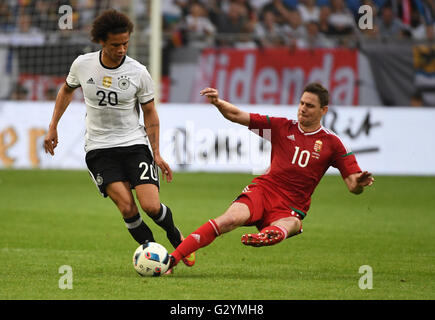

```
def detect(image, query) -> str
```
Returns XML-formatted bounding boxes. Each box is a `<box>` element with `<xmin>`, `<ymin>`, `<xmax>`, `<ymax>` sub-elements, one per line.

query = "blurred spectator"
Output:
<box><xmin>378</xmin><ymin>4</ymin><xmax>408</xmax><ymax>38</ymax></box>
<box><xmin>185</xmin><ymin>2</ymin><xmax>216</xmax><ymax>48</ymax></box>
<box><xmin>297</xmin><ymin>20</ymin><xmax>335</xmax><ymax>48</ymax></box>
<box><xmin>416</xmin><ymin>0</ymin><xmax>435</xmax><ymax>40</ymax></box>
<box><xmin>10</xmin><ymin>13</ymin><xmax>45</xmax><ymax>46</ymax></box>
<box><xmin>254</xmin><ymin>10</ymin><xmax>285</xmax><ymax>47</ymax></box>
<box><xmin>327</xmin><ymin>0</ymin><xmax>356</xmax><ymax>36</ymax></box>
<box><xmin>250</xmin><ymin>0</ymin><xmax>272</xmax><ymax>11</ymax></box>
<box><xmin>12</xmin><ymin>84</ymin><xmax>29</xmax><ymax>100</ymax></box>
<box><xmin>172</xmin><ymin>0</ymin><xmax>195</xmax><ymax>18</ymax></box>
<box><xmin>260</xmin><ymin>0</ymin><xmax>293</xmax><ymax>25</ymax></box>
<box><xmin>345</xmin><ymin>0</ymin><xmax>364</xmax><ymax>18</ymax></box>
<box><xmin>235</xmin><ymin>0</ymin><xmax>258</xmax><ymax>32</ymax></box>
<box><xmin>0</xmin><ymin>2</ymin><xmax>15</xmax><ymax>32</ymax></box>
<box><xmin>32</xmin><ymin>0</ymin><xmax>60</xmax><ymax>31</ymax></box>
<box><xmin>163</xmin><ymin>0</ymin><xmax>186</xmax><ymax>25</ymax></box>
<box><xmin>76</xmin><ymin>0</ymin><xmax>96</xmax><ymax>32</ymax></box>
<box><xmin>318</xmin><ymin>5</ymin><xmax>332</xmax><ymax>34</ymax></box>
<box><xmin>281</xmin><ymin>9</ymin><xmax>307</xmax><ymax>46</ymax></box>
<box><xmin>410</xmin><ymin>6</ymin><xmax>430</xmax><ymax>39</ymax></box>
<box><xmin>215</xmin><ymin>1</ymin><xmax>250</xmax><ymax>47</ymax></box>
<box><xmin>232</xmin><ymin>1</ymin><xmax>259</xmax><ymax>48</ymax></box>
<box><xmin>297</xmin><ymin>0</ymin><xmax>321</xmax><ymax>23</ymax></box>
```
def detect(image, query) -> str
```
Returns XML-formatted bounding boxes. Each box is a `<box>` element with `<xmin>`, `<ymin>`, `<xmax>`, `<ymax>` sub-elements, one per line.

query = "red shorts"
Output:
<box><xmin>234</xmin><ymin>183</ymin><xmax>303</xmax><ymax>236</ymax></box>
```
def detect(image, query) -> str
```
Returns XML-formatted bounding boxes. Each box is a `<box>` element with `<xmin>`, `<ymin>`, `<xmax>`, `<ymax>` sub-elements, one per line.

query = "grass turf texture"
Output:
<box><xmin>0</xmin><ymin>170</ymin><xmax>434</xmax><ymax>300</ymax></box>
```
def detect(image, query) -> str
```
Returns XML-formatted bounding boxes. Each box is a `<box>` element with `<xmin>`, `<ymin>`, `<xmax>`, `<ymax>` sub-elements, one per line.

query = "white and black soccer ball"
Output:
<box><xmin>132</xmin><ymin>242</ymin><xmax>170</xmax><ymax>277</ymax></box>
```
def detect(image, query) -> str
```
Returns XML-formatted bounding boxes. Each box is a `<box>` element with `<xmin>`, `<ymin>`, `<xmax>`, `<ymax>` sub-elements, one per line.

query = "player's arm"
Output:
<box><xmin>344</xmin><ymin>171</ymin><xmax>374</xmax><ymax>194</ymax></box>
<box><xmin>141</xmin><ymin>100</ymin><xmax>173</xmax><ymax>182</ymax></box>
<box><xmin>200</xmin><ymin>87</ymin><xmax>250</xmax><ymax>126</ymax></box>
<box><xmin>44</xmin><ymin>83</ymin><xmax>76</xmax><ymax>155</ymax></box>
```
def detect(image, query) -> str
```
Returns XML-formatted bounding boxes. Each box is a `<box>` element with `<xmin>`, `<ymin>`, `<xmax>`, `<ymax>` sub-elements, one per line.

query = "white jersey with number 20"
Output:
<box><xmin>66</xmin><ymin>50</ymin><xmax>154</xmax><ymax>152</ymax></box>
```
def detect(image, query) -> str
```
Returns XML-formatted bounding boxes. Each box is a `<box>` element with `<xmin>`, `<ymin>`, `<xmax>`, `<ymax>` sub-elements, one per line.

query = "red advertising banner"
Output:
<box><xmin>191</xmin><ymin>48</ymin><xmax>358</xmax><ymax>106</ymax></box>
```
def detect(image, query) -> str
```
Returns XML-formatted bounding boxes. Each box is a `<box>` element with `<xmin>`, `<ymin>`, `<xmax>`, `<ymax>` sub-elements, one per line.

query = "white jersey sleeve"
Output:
<box><xmin>137</xmin><ymin>67</ymin><xmax>154</xmax><ymax>104</ymax></box>
<box><xmin>66</xmin><ymin>55</ymin><xmax>82</xmax><ymax>88</ymax></box>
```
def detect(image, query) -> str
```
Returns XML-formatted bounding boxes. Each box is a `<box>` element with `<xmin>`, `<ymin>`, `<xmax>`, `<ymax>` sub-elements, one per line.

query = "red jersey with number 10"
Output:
<box><xmin>248</xmin><ymin>113</ymin><xmax>361</xmax><ymax>219</ymax></box>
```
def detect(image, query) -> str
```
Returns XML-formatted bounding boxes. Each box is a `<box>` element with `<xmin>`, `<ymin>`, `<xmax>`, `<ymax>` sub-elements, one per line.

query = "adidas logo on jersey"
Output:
<box><xmin>86</xmin><ymin>78</ymin><xmax>95</xmax><ymax>84</ymax></box>
<box><xmin>287</xmin><ymin>134</ymin><xmax>295</xmax><ymax>141</ymax></box>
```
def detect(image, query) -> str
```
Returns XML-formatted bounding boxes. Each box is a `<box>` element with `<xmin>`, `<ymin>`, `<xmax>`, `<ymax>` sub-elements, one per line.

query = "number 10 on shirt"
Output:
<box><xmin>291</xmin><ymin>146</ymin><xmax>310</xmax><ymax>168</ymax></box>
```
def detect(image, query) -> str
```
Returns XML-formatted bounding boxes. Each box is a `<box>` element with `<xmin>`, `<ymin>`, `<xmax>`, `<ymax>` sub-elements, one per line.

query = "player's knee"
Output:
<box><xmin>140</xmin><ymin>203</ymin><xmax>161</xmax><ymax>217</ymax></box>
<box><xmin>216</xmin><ymin>214</ymin><xmax>242</xmax><ymax>233</ymax></box>
<box><xmin>118</xmin><ymin>201</ymin><xmax>138</xmax><ymax>218</ymax></box>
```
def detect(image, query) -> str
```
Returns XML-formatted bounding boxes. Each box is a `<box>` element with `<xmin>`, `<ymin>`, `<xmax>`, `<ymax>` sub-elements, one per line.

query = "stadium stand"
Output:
<box><xmin>0</xmin><ymin>0</ymin><xmax>434</xmax><ymax>105</ymax></box>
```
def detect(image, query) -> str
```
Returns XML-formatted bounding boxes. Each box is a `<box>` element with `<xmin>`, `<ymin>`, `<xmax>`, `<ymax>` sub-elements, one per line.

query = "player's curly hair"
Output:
<box><xmin>91</xmin><ymin>9</ymin><xmax>134</xmax><ymax>43</ymax></box>
<box><xmin>303</xmin><ymin>83</ymin><xmax>329</xmax><ymax>107</ymax></box>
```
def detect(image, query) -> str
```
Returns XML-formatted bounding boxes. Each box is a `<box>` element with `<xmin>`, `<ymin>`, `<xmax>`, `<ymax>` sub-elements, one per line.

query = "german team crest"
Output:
<box><xmin>96</xmin><ymin>173</ymin><xmax>104</xmax><ymax>186</ymax></box>
<box><xmin>118</xmin><ymin>75</ymin><xmax>130</xmax><ymax>90</ymax></box>
<box><xmin>102</xmin><ymin>76</ymin><xmax>112</xmax><ymax>88</ymax></box>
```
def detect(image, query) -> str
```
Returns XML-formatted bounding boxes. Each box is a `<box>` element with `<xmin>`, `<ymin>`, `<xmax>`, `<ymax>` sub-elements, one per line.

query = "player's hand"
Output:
<box><xmin>200</xmin><ymin>87</ymin><xmax>219</xmax><ymax>105</ymax></box>
<box><xmin>43</xmin><ymin>127</ymin><xmax>58</xmax><ymax>156</ymax></box>
<box><xmin>356</xmin><ymin>171</ymin><xmax>374</xmax><ymax>187</ymax></box>
<box><xmin>154</xmin><ymin>154</ymin><xmax>173</xmax><ymax>183</ymax></box>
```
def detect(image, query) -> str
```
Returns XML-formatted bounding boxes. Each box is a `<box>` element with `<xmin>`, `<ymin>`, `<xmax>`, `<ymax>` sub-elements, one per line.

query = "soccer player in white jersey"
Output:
<box><xmin>43</xmin><ymin>9</ymin><xmax>195</xmax><ymax>268</ymax></box>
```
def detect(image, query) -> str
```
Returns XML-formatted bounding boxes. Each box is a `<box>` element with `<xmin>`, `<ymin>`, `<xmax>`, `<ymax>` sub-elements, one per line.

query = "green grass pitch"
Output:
<box><xmin>0</xmin><ymin>170</ymin><xmax>434</xmax><ymax>300</ymax></box>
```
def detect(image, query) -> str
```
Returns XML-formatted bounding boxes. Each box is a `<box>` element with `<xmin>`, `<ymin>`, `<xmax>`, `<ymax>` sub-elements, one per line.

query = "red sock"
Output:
<box><xmin>171</xmin><ymin>219</ymin><xmax>220</xmax><ymax>264</ymax></box>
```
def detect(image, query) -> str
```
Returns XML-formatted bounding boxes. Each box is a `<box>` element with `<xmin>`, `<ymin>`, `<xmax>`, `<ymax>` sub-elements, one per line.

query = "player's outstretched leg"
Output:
<box><xmin>241</xmin><ymin>217</ymin><xmax>303</xmax><ymax>247</ymax></box>
<box><xmin>241</xmin><ymin>226</ymin><xmax>287</xmax><ymax>247</ymax></box>
<box><xmin>168</xmin><ymin>202</ymin><xmax>250</xmax><ymax>271</ymax></box>
<box><xmin>169</xmin><ymin>219</ymin><xmax>221</xmax><ymax>268</ymax></box>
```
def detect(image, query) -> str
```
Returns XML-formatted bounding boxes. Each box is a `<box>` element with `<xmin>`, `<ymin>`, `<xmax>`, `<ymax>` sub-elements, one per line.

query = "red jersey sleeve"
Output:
<box><xmin>330</xmin><ymin>136</ymin><xmax>361</xmax><ymax>179</ymax></box>
<box><xmin>249</xmin><ymin>113</ymin><xmax>288</xmax><ymax>140</ymax></box>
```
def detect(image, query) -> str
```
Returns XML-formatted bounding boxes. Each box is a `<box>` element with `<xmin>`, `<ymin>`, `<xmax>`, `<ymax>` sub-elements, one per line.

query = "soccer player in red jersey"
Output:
<box><xmin>169</xmin><ymin>83</ymin><xmax>374</xmax><ymax>269</ymax></box>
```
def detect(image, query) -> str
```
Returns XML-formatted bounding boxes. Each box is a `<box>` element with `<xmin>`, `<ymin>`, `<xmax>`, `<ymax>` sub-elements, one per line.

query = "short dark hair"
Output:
<box><xmin>303</xmin><ymin>82</ymin><xmax>329</xmax><ymax>107</ymax></box>
<box><xmin>91</xmin><ymin>9</ymin><xmax>134</xmax><ymax>43</ymax></box>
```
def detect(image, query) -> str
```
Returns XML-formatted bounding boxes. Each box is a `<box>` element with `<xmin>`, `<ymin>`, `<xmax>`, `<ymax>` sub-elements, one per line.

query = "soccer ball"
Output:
<box><xmin>132</xmin><ymin>242</ymin><xmax>171</xmax><ymax>277</ymax></box>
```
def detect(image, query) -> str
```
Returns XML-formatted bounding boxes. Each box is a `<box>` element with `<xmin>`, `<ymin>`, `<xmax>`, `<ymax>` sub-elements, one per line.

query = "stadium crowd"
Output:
<box><xmin>0</xmin><ymin>0</ymin><xmax>434</xmax><ymax>48</ymax></box>
<box><xmin>1</xmin><ymin>0</ymin><xmax>434</xmax><ymax>105</ymax></box>
<box><xmin>163</xmin><ymin>0</ymin><xmax>435</xmax><ymax>49</ymax></box>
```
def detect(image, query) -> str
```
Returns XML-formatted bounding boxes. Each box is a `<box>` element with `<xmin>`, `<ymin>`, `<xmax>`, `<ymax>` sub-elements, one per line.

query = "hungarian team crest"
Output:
<box><xmin>312</xmin><ymin>140</ymin><xmax>323</xmax><ymax>159</ymax></box>
<box><xmin>314</xmin><ymin>140</ymin><xmax>323</xmax><ymax>152</ymax></box>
